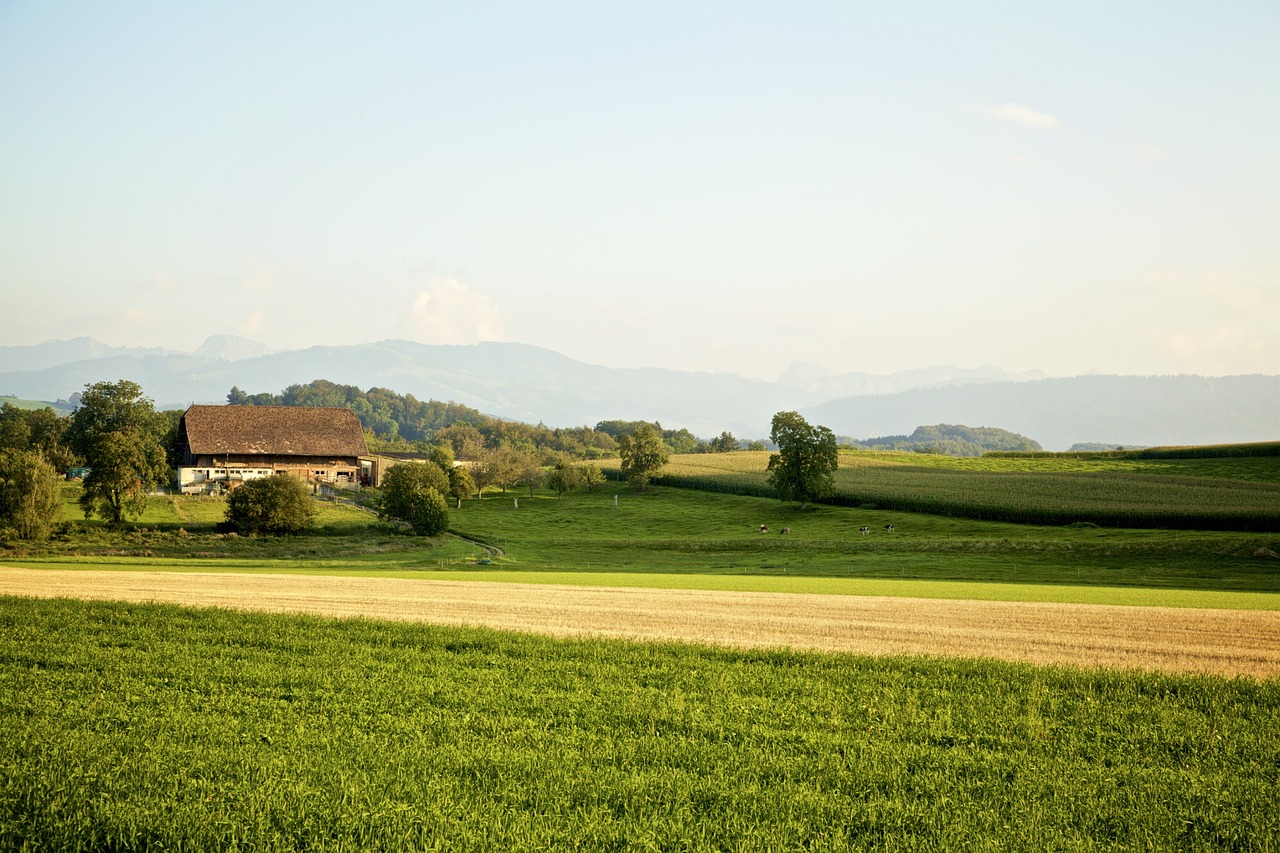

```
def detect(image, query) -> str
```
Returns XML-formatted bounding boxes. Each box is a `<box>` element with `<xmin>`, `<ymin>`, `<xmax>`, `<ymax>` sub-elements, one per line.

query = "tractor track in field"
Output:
<box><xmin>2</xmin><ymin>567</ymin><xmax>1277</xmax><ymax>679</ymax></box>
<box><xmin>449</xmin><ymin>531</ymin><xmax>505</xmax><ymax>559</ymax></box>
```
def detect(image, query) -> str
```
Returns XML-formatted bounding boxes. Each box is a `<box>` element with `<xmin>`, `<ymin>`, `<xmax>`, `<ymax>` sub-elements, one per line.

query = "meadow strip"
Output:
<box><xmin>4</xmin><ymin>567</ymin><xmax>1277</xmax><ymax>678</ymax></box>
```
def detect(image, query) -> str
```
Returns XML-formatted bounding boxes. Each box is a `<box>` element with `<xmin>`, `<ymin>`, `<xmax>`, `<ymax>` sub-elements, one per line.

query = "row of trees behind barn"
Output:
<box><xmin>227</xmin><ymin>380</ymin><xmax>752</xmax><ymax>459</ymax></box>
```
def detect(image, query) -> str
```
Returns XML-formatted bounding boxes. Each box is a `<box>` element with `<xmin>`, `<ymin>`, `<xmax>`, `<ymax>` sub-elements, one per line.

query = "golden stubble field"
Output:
<box><xmin>3</xmin><ymin>567</ymin><xmax>1277</xmax><ymax>679</ymax></box>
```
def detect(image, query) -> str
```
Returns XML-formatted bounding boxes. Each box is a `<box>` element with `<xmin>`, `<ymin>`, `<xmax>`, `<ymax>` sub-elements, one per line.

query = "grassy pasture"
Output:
<box><xmin>447</xmin><ymin>487</ymin><xmax>1280</xmax><ymax>593</ymax></box>
<box><xmin>55</xmin><ymin>485</ymin><xmax>374</xmax><ymax>533</ymax></box>
<box><xmin>11</xmin><ymin>482</ymin><xmax>1280</xmax><ymax>595</ymax></box>
<box><xmin>640</xmin><ymin>450</ymin><xmax>1280</xmax><ymax>531</ymax></box>
<box><xmin>2</xmin><ymin>597</ymin><xmax>1277</xmax><ymax>852</ymax></box>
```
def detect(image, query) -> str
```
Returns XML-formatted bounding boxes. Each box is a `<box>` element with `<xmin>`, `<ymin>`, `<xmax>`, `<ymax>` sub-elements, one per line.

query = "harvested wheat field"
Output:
<box><xmin>3</xmin><ymin>567</ymin><xmax>1277</xmax><ymax>678</ymax></box>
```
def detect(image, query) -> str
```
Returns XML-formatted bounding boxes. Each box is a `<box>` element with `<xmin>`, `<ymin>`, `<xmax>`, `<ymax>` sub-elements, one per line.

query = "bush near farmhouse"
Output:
<box><xmin>380</xmin><ymin>462</ymin><xmax>450</xmax><ymax>535</ymax></box>
<box><xmin>225</xmin><ymin>475</ymin><xmax>318</xmax><ymax>535</ymax></box>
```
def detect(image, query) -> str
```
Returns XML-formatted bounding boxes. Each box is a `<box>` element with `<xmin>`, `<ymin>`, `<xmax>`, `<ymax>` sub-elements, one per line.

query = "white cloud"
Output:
<box><xmin>151</xmin><ymin>272</ymin><xmax>180</xmax><ymax>293</ymax></box>
<box><xmin>240</xmin><ymin>311</ymin><xmax>268</xmax><ymax>335</ymax></box>
<box><xmin>404</xmin><ymin>276</ymin><xmax>505</xmax><ymax>345</ymax></box>
<box><xmin>1159</xmin><ymin>323</ymin><xmax>1276</xmax><ymax>365</ymax></box>
<box><xmin>1194</xmin><ymin>274</ymin><xmax>1264</xmax><ymax>311</ymax></box>
<box><xmin>243</xmin><ymin>258</ymin><xmax>305</xmax><ymax>292</ymax></box>
<box><xmin>988</xmin><ymin>102</ymin><xmax>1060</xmax><ymax>130</ymax></box>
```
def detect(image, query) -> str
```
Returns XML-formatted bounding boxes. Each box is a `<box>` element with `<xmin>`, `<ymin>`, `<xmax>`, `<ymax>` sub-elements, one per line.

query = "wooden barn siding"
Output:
<box><xmin>188</xmin><ymin>454</ymin><xmax>361</xmax><ymax>472</ymax></box>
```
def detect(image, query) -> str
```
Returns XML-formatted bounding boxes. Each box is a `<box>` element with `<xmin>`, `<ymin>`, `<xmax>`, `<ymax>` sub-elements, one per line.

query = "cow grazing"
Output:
<box><xmin>759</xmin><ymin>524</ymin><xmax>768</xmax><ymax>533</ymax></box>
<box><xmin>779</xmin><ymin>527</ymin><xmax>790</xmax><ymax>535</ymax></box>
<box><xmin>859</xmin><ymin>526</ymin><xmax>870</xmax><ymax>535</ymax></box>
<box><xmin>885</xmin><ymin>524</ymin><xmax>895</xmax><ymax>532</ymax></box>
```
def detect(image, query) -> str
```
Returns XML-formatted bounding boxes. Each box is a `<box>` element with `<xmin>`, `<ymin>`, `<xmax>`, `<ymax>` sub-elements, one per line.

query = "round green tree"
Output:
<box><xmin>381</xmin><ymin>462</ymin><xmax>450</xmax><ymax>535</ymax></box>
<box><xmin>66</xmin><ymin>380</ymin><xmax>170</xmax><ymax>525</ymax></box>
<box><xmin>618</xmin><ymin>423</ymin><xmax>669</xmax><ymax>491</ymax></box>
<box><xmin>226</xmin><ymin>474</ymin><xmax>318</xmax><ymax>534</ymax></box>
<box><xmin>766</xmin><ymin>411</ymin><xmax>838</xmax><ymax>508</ymax></box>
<box><xmin>544</xmin><ymin>454</ymin><xmax>581</xmax><ymax>498</ymax></box>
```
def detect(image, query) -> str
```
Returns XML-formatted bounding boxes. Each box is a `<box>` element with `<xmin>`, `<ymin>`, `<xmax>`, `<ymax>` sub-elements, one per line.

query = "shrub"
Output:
<box><xmin>381</xmin><ymin>463</ymin><xmax>450</xmax><ymax>535</ymax></box>
<box><xmin>225</xmin><ymin>475</ymin><xmax>317</xmax><ymax>535</ymax></box>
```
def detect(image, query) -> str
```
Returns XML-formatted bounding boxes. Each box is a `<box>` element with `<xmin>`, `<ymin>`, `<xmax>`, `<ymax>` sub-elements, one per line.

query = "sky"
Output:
<box><xmin>1</xmin><ymin>0</ymin><xmax>1277</xmax><ymax>381</ymax></box>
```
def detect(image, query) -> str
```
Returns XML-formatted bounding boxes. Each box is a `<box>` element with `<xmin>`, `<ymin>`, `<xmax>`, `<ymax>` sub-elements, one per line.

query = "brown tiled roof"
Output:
<box><xmin>182</xmin><ymin>405</ymin><xmax>368</xmax><ymax>458</ymax></box>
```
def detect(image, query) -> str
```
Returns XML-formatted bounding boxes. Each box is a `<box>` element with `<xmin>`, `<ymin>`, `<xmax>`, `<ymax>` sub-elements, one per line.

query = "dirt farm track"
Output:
<box><xmin>3</xmin><ymin>568</ymin><xmax>1277</xmax><ymax>679</ymax></box>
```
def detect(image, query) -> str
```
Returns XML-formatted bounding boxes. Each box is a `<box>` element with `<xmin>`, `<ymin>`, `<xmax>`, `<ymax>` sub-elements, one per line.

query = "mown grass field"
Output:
<box><xmin>2</xmin><ymin>597</ymin><xmax>1276</xmax><ymax>852</ymax></box>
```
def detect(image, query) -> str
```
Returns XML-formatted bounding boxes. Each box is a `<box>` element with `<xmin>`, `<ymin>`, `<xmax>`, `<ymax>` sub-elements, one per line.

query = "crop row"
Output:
<box><xmin>641</xmin><ymin>453</ymin><xmax>1280</xmax><ymax>531</ymax></box>
<box><xmin>985</xmin><ymin>441</ymin><xmax>1280</xmax><ymax>460</ymax></box>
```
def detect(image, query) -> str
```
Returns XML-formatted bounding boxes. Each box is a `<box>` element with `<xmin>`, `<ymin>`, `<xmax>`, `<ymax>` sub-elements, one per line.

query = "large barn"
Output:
<box><xmin>177</xmin><ymin>405</ymin><xmax>369</xmax><ymax>492</ymax></box>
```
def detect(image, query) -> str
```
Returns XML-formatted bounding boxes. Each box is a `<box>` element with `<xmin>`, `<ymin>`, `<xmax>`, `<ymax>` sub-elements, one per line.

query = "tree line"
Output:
<box><xmin>0</xmin><ymin>381</ymin><xmax>172</xmax><ymax>538</ymax></box>
<box><xmin>227</xmin><ymin>380</ymin><xmax>755</xmax><ymax>459</ymax></box>
<box><xmin>842</xmin><ymin>424</ymin><xmax>1041</xmax><ymax>457</ymax></box>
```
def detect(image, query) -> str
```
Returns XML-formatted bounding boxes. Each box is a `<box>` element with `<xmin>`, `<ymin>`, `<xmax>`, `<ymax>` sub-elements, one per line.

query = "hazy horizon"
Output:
<box><xmin>7</xmin><ymin>334</ymin><xmax>1277</xmax><ymax>388</ymax></box>
<box><xmin>2</xmin><ymin>1</ymin><xmax>1277</xmax><ymax>382</ymax></box>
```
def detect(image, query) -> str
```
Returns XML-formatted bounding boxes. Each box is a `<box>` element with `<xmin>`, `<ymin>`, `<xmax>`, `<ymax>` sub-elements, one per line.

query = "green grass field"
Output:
<box><xmin>4</xmin><ymin>452</ymin><xmax>1279</xmax><ymax>849</ymax></box>
<box><xmin>446</xmin><ymin>486</ymin><xmax>1280</xmax><ymax>592</ymax></box>
<box><xmin>9</xmin><ymin>479</ymin><xmax>1279</xmax><ymax>599</ymax></box>
<box><xmin>2</xmin><ymin>597</ymin><xmax>1276</xmax><ymax>852</ymax></box>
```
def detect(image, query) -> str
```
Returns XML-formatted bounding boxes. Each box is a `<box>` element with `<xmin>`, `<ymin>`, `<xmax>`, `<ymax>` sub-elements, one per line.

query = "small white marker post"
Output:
<box><xmin>613</xmin><ymin>494</ymin><xmax>618</xmax><ymax>507</ymax></box>
<box><xmin>514</xmin><ymin>498</ymin><xmax>518</xmax><ymax>510</ymax></box>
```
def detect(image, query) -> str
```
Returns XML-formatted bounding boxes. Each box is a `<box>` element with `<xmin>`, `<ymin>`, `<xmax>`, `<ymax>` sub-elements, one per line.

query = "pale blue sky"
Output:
<box><xmin>2</xmin><ymin>0</ymin><xmax>1277</xmax><ymax>379</ymax></box>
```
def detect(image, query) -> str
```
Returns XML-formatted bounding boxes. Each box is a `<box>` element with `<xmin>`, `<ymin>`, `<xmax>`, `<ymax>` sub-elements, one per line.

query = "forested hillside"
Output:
<box><xmin>226</xmin><ymin>381</ymin><xmax>726</xmax><ymax>460</ymax></box>
<box><xmin>847</xmin><ymin>424</ymin><xmax>1041</xmax><ymax>456</ymax></box>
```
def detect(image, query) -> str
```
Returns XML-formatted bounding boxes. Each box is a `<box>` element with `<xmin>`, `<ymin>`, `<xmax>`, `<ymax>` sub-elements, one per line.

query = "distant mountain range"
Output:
<box><xmin>1</xmin><ymin>336</ymin><xmax>1276</xmax><ymax>451</ymax></box>
<box><xmin>776</xmin><ymin>361</ymin><xmax>1048</xmax><ymax>397</ymax></box>
<box><xmin>0</xmin><ymin>334</ymin><xmax>274</xmax><ymax>373</ymax></box>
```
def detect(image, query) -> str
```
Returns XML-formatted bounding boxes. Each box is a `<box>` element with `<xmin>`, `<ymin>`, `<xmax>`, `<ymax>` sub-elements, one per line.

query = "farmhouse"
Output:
<box><xmin>177</xmin><ymin>405</ymin><xmax>368</xmax><ymax>493</ymax></box>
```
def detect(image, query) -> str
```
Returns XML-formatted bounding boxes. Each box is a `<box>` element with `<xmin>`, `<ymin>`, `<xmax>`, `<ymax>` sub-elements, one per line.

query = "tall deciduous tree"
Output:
<box><xmin>544</xmin><ymin>454</ymin><xmax>581</xmax><ymax>499</ymax></box>
<box><xmin>66</xmin><ymin>381</ymin><xmax>169</xmax><ymax>525</ymax></box>
<box><xmin>448</xmin><ymin>465</ymin><xmax>475</xmax><ymax>508</ymax></box>
<box><xmin>514</xmin><ymin>451</ymin><xmax>544</xmax><ymax>497</ymax></box>
<box><xmin>580</xmin><ymin>464</ymin><xmax>606</xmax><ymax>492</ymax></box>
<box><xmin>0</xmin><ymin>450</ymin><xmax>63</xmax><ymax>540</ymax></box>
<box><xmin>766</xmin><ymin>411</ymin><xmax>838</xmax><ymax>508</ymax></box>
<box><xmin>711</xmin><ymin>431</ymin><xmax>739</xmax><ymax>453</ymax></box>
<box><xmin>618</xmin><ymin>423</ymin><xmax>669</xmax><ymax>492</ymax></box>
